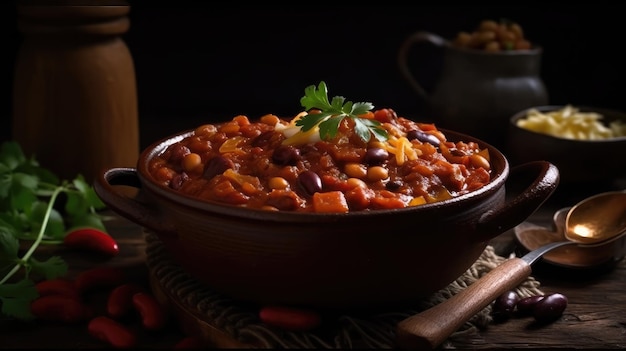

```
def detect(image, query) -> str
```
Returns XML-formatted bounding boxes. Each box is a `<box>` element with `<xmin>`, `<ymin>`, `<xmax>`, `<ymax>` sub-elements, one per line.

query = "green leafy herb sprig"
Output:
<box><xmin>0</xmin><ymin>141</ymin><xmax>107</xmax><ymax>320</ymax></box>
<box><xmin>297</xmin><ymin>81</ymin><xmax>388</xmax><ymax>143</ymax></box>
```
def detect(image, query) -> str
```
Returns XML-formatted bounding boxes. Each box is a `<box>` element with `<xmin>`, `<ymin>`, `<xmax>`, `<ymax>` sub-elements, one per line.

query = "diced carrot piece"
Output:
<box><xmin>312</xmin><ymin>191</ymin><xmax>349</xmax><ymax>213</ymax></box>
<box><xmin>370</xmin><ymin>196</ymin><xmax>406</xmax><ymax>210</ymax></box>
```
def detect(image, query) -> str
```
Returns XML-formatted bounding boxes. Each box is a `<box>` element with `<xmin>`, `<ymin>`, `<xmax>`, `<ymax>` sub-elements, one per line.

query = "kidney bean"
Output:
<box><xmin>492</xmin><ymin>290</ymin><xmax>519</xmax><ymax>321</ymax></box>
<box><xmin>88</xmin><ymin>316</ymin><xmax>137</xmax><ymax>348</ymax></box>
<box><xmin>363</xmin><ymin>147</ymin><xmax>389</xmax><ymax>166</ymax></box>
<box><xmin>515</xmin><ymin>295</ymin><xmax>545</xmax><ymax>316</ymax></box>
<box><xmin>203</xmin><ymin>155</ymin><xmax>233</xmax><ymax>180</ymax></box>
<box><xmin>168</xmin><ymin>144</ymin><xmax>191</xmax><ymax>163</ymax></box>
<box><xmin>107</xmin><ymin>283</ymin><xmax>146</xmax><ymax>319</ymax></box>
<box><xmin>35</xmin><ymin>278</ymin><xmax>80</xmax><ymax>299</ymax></box>
<box><xmin>406</xmin><ymin>129</ymin><xmax>440</xmax><ymax>147</ymax></box>
<box><xmin>258</xmin><ymin>305</ymin><xmax>321</xmax><ymax>332</ymax></box>
<box><xmin>297</xmin><ymin>171</ymin><xmax>322</xmax><ymax>197</ymax></box>
<box><xmin>63</xmin><ymin>228</ymin><xmax>119</xmax><ymax>257</ymax></box>
<box><xmin>251</xmin><ymin>130</ymin><xmax>274</xmax><ymax>147</ymax></box>
<box><xmin>272</xmin><ymin>145</ymin><xmax>301</xmax><ymax>165</ymax></box>
<box><xmin>169</xmin><ymin>172</ymin><xmax>189</xmax><ymax>190</ymax></box>
<box><xmin>132</xmin><ymin>292</ymin><xmax>167</xmax><ymax>331</ymax></box>
<box><xmin>30</xmin><ymin>295</ymin><xmax>89</xmax><ymax>323</ymax></box>
<box><xmin>532</xmin><ymin>293</ymin><xmax>568</xmax><ymax>323</ymax></box>
<box><xmin>74</xmin><ymin>266</ymin><xmax>127</xmax><ymax>294</ymax></box>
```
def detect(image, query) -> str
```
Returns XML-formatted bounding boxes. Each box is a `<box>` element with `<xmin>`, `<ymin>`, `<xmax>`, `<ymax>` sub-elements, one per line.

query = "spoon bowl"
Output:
<box><xmin>565</xmin><ymin>190</ymin><xmax>626</xmax><ymax>245</ymax></box>
<box><xmin>515</xmin><ymin>207</ymin><xmax>626</xmax><ymax>268</ymax></box>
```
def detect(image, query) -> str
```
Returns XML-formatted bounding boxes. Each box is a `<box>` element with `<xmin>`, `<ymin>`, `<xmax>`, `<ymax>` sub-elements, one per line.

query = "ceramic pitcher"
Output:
<box><xmin>398</xmin><ymin>31</ymin><xmax>548</xmax><ymax>148</ymax></box>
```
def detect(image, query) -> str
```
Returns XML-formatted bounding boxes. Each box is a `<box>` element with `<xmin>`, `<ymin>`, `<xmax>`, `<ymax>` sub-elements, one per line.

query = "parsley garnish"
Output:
<box><xmin>0</xmin><ymin>141</ymin><xmax>107</xmax><ymax>320</ymax></box>
<box><xmin>297</xmin><ymin>81</ymin><xmax>388</xmax><ymax>143</ymax></box>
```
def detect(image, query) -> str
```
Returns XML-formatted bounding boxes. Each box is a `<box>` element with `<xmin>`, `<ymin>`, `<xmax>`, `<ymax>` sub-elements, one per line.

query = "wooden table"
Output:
<box><xmin>1</xmin><ymin>180</ymin><xmax>625</xmax><ymax>349</ymax></box>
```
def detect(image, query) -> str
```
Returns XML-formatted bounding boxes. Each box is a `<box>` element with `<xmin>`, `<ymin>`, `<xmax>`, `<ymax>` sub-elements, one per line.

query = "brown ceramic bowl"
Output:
<box><xmin>94</xmin><ymin>128</ymin><xmax>559</xmax><ymax>309</ymax></box>
<box><xmin>507</xmin><ymin>105</ymin><xmax>626</xmax><ymax>185</ymax></box>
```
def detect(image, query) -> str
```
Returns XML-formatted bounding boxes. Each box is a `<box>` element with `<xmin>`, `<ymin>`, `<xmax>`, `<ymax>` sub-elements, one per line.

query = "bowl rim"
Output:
<box><xmin>509</xmin><ymin>105</ymin><xmax>626</xmax><ymax>143</ymax></box>
<box><xmin>136</xmin><ymin>127</ymin><xmax>510</xmax><ymax>221</ymax></box>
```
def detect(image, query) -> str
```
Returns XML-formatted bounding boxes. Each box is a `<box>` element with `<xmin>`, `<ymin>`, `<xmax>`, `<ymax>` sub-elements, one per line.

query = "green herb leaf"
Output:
<box><xmin>296</xmin><ymin>81</ymin><xmax>387</xmax><ymax>143</ymax></box>
<box><xmin>0</xmin><ymin>140</ymin><xmax>108</xmax><ymax>320</ymax></box>
<box><xmin>29</xmin><ymin>256</ymin><xmax>68</xmax><ymax>280</ymax></box>
<box><xmin>0</xmin><ymin>279</ymin><xmax>38</xmax><ymax>320</ymax></box>
<box><xmin>0</xmin><ymin>142</ymin><xmax>27</xmax><ymax>171</ymax></box>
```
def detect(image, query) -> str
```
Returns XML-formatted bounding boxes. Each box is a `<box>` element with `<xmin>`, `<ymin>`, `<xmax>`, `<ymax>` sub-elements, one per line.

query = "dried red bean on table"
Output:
<box><xmin>35</xmin><ymin>278</ymin><xmax>80</xmax><ymax>299</ymax></box>
<box><xmin>63</xmin><ymin>227</ymin><xmax>120</xmax><ymax>257</ymax></box>
<box><xmin>259</xmin><ymin>305</ymin><xmax>322</xmax><ymax>332</ymax></box>
<box><xmin>74</xmin><ymin>266</ymin><xmax>127</xmax><ymax>294</ymax></box>
<box><xmin>532</xmin><ymin>293</ymin><xmax>568</xmax><ymax>323</ymax></box>
<box><xmin>107</xmin><ymin>283</ymin><xmax>146</xmax><ymax>319</ymax></box>
<box><xmin>88</xmin><ymin>315</ymin><xmax>138</xmax><ymax>348</ymax></box>
<box><xmin>492</xmin><ymin>290</ymin><xmax>519</xmax><ymax>321</ymax></box>
<box><xmin>492</xmin><ymin>291</ymin><xmax>568</xmax><ymax>323</ymax></box>
<box><xmin>132</xmin><ymin>292</ymin><xmax>168</xmax><ymax>331</ymax></box>
<box><xmin>30</xmin><ymin>295</ymin><xmax>90</xmax><ymax>323</ymax></box>
<box><xmin>515</xmin><ymin>295</ymin><xmax>546</xmax><ymax>316</ymax></box>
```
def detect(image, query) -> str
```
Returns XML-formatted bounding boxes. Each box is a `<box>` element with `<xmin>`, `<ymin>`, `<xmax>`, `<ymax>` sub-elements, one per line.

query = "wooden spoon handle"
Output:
<box><xmin>395</xmin><ymin>258</ymin><xmax>532</xmax><ymax>349</ymax></box>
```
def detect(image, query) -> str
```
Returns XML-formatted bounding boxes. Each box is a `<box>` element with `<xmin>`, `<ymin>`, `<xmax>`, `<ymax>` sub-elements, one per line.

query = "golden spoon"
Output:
<box><xmin>564</xmin><ymin>190</ymin><xmax>626</xmax><ymax>246</ymax></box>
<box><xmin>395</xmin><ymin>190</ymin><xmax>626</xmax><ymax>350</ymax></box>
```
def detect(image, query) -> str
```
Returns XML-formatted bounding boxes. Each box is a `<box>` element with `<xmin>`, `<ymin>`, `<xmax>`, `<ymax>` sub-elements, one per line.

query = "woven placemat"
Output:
<box><xmin>144</xmin><ymin>232</ymin><xmax>543</xmax><ymax>349</ymax></box>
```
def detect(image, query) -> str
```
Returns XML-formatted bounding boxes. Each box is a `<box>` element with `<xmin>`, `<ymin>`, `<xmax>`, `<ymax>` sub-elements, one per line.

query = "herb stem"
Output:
<box><xmin>0</xmin><ymin>186</ymin><xmax>63</xmax><ymax>285</ymax></box>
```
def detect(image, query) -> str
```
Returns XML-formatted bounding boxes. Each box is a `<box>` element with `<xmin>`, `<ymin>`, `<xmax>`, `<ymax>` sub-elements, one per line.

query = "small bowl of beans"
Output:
<box><xmin>94</xmin><ymin>82</ymin><xmax>559</xmax><ymax>309</ymax></box>
<box><xmin>452</xmin><ymin>19</ymin><xmax>533</xmax><ymax>52</ymax></box>
<box><xmin>507</xmin><ymin>105</ymin><xmax>626</xmax><ymax>185</ymax></box>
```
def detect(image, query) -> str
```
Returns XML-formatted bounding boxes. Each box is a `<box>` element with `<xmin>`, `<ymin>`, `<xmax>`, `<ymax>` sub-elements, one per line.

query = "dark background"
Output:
<box><xmin>3</xmin><ymin>4</ymin><xmax>625</xmax><ymax>149</ymax></box>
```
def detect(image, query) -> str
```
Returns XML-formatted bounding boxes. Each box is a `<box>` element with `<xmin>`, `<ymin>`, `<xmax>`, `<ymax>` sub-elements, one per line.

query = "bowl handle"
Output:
<box><xmin>476</xmin><ymin>161</ymin><xmax>560</xmax><ymax>241</ymax></box>
<box><xmin>94</xmin><ymin>167</ymin><xmax>177</xmax><ymax>236</ymax></box>
<box><xmin>397</xmin><ymin>31</ymin><xmax>447</xmax><ymax>100</ymax></box>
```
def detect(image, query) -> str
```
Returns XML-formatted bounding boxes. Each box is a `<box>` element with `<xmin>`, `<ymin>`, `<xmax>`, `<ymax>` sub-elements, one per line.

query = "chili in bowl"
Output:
<box><xmin>95</xmin><ymin>82</ymin><xmax>559</xmax><ymax>309</ymax></box>
<box><xmin>149</xmin><ymin>107</ymin><xmax>492</xmax><ymax>213</ymax></box>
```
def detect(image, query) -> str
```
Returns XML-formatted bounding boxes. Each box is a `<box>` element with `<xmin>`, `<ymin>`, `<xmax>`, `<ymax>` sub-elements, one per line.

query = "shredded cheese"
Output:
<box><xmin>516</xmin><ymin>105</ymin><xmax>626</xmax><ymax>140</ymax></box>
<box><xmin>381</xmin><ymin>136</ymin><xmax>421</xmax><ymax>166</ymax></box>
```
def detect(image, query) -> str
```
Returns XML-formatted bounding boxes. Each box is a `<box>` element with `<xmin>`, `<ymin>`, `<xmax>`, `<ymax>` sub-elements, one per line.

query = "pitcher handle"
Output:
<box><xmin>397</xmin><ymin>31</ymin><xmax>448</xmax><ymax>100</ymax></box>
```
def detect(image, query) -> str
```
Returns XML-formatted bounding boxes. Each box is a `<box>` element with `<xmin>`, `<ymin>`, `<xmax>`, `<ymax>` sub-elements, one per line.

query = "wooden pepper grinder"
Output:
<box><xmin>12</xmin><ymin>0</ymin><xmax>139</xmax><ymax>182</ymax></box>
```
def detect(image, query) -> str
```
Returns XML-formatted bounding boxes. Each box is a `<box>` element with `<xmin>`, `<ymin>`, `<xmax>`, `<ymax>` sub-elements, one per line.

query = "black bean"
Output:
<box><xmin>532</xmin><ymin>293</ymin><xmax>568</xmax><ymax>323</ymax></box>
<box><xmin>406</xmin><ymin>130</ymin><xmax>440</xmax><ymax>147</ymax></box>
<box><xmin>251</xmin><ymin>130</ymin><xmax>275</xmax><ymax>147</ymax></box>
<box><xmin>515</xmin><ymin>295</ymin><xmax>545</xmax><ymax>317</ymax></box>
<box><xmin>385</xmin><ymin>180</ymin><xmax>402</xmax><ymax>191</ymax></box>
<box><xmin>168</xmin><ymin>144</ymin><xmax>190</xmax><ymax>163</ymax></box>
<box><xmin>492</xmin><ymin>290</ymin><xmax>519</xmax><ymax>322</ymax></box>
<box><xmin>169</xmin><ymin>172</ymin><xmax>189</xmax><ymax>190</ymax></box>
<box><xmin>297</xmin><ymin>171</ymin><xmax>322</xmax><ymax>197</ymax></box>
<box><xmin>363</xmin><ymin>147</ymin><xmax>389</xmax><ymax>166</ymax></box>
<box><xmin>203</xmin><ymin>156</ymin><xmax>234</xmax><ymax>180</ymax></box>
<box><xmin>272</xmin><ymin>145</ymin><xmax>301</xmax><ymax>166</ymax></box>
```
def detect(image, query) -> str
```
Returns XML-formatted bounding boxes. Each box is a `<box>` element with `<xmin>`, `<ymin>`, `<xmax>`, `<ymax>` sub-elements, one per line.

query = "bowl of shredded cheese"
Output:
<box><xmin>507</xmin><ymin>105</ymin><xmax>626</xmax><ymax>184</ymax></box>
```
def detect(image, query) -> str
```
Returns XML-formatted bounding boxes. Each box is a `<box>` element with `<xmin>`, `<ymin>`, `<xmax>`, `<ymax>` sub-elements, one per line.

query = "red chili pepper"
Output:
<box><xmin>35</xmin><ymin>278</ymin><xmax>80</xmax><ymax>299</ymax></box>
<box><xmin>63</xmin><ymin>227</ymin><xmax>120</xmax><ymax>257</ymax></box>
<box><xmin>132</xmin><ymin>292</ymin><xmax>167</xmax><ymax>331</ymax></box>
<box><xmin>74</xmin><ymin>266</ymin><xmax>127</xmax><ymax>294</ymax></box>
<box><xmin>30</xmin><ymin>295</ymin><xmax>89</xmax><ymax>323</ymax></box>
<box><xmin>258</xmin><ymin>305</ymin><xmax>322</xmax><ymax>331</ymax></box>
<box><xmin>88</xmin><ymin>316</ymin><xmax>137</xmax><ymax>348</ymax></box>
<box><xmin>107</xmin><ymin>283</ymin><xmax>145</xmax><ymax>319</ymax></box>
